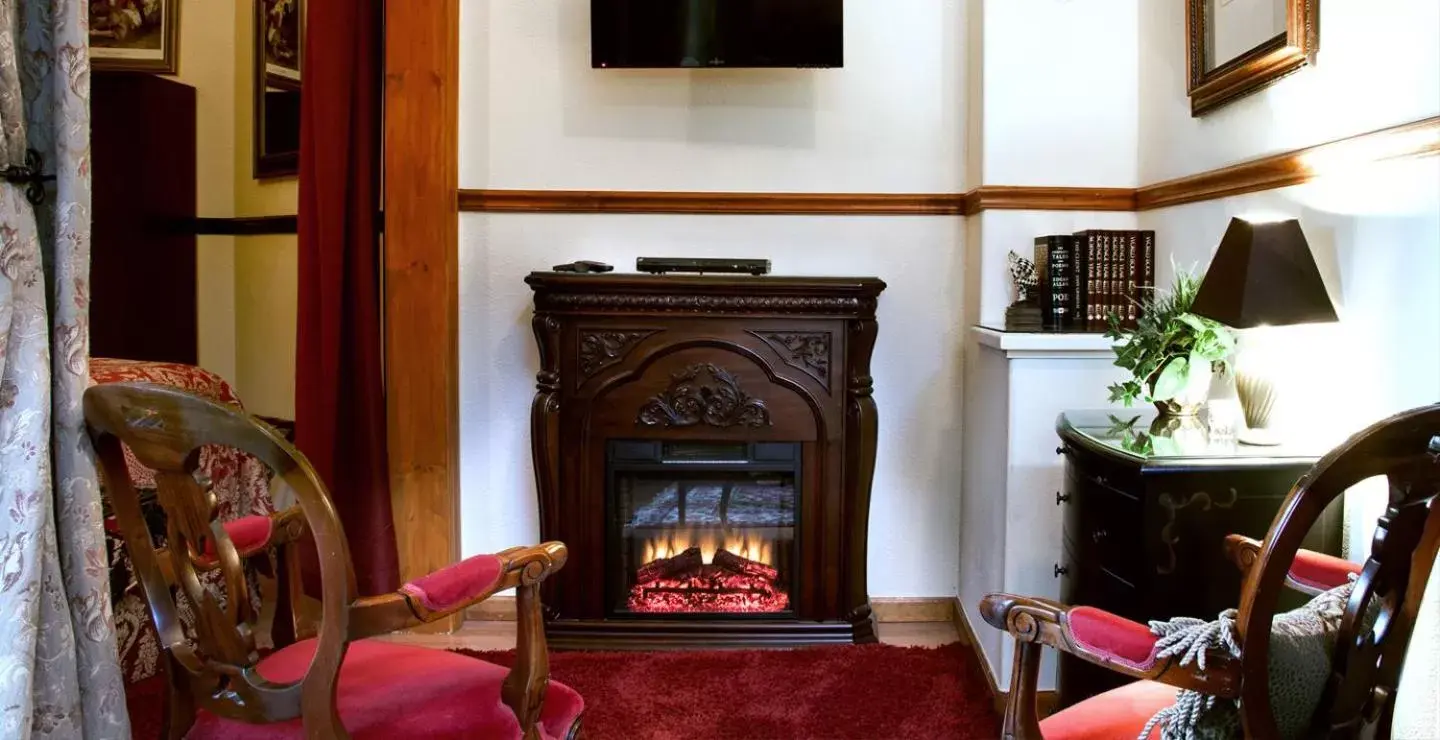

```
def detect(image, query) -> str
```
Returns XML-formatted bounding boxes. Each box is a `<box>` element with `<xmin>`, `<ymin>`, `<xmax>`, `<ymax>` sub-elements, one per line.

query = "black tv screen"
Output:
<box><xmin>592</xmin><ymin>0</ymin><xmax>843</xmax><ymax>69</ymax></box>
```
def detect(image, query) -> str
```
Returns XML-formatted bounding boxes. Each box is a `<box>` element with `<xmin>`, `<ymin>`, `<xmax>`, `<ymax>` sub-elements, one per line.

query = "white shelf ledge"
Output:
<box><xmin>970</xmin><ymin>326</ymin><xmax>1116</xmax><ymax>358</ymax></box>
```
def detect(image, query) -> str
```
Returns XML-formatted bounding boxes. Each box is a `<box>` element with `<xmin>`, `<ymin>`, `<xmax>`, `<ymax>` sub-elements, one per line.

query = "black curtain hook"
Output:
<box><xmin>2</xmin><ymin>148</ymin><xmax>56</xmax><ymax>206</ymax></box>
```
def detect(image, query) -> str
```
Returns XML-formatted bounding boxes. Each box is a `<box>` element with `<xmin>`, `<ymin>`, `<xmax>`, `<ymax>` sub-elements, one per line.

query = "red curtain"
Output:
<box><xmin>295</xmin><ymin>0</ymin><xmax>399</xmax><ymax>595</ymax></box>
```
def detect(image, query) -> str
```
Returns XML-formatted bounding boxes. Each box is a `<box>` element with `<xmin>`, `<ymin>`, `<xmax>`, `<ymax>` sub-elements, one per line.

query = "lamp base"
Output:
<box><xmin>1235</xmin><ymin>358</ymin><xmax>1282</xmax><ymax>447</ymax></box>
<box><xmin>1238</xmin><ymin>427</ymin><xmax>1283</xmax><ymax>446</ymax></box>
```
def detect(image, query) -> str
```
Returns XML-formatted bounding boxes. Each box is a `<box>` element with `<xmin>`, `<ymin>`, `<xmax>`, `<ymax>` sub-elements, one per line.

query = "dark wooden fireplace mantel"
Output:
<box><xmin>526</xmin><ymin>272</ymin><xmax>886</xmax><ymax>648</ymax></box>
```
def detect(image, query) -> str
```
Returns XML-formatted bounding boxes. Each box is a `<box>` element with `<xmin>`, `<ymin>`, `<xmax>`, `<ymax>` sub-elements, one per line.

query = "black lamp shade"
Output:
<box><xmin>1191</xmin><ymin>217</ymin><xmax>1339</xmax><ymax>329</ymax></box>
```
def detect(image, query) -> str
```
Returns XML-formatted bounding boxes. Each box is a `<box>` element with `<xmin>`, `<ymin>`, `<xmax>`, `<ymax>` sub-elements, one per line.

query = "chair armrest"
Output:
<box><xmin>1225</xmin><ymin>534</ymin><xmax>1359</xmax><ymax>596</ymax></box>
<box><xmin>154</xmin><ymin>507</ymin><xmax>307</xmax><ymax>580</ymax></box>
<box><xmin>979</xmin><ymin>593</ymin><xmax>1243</xmax><ymax>740</ymax></box>
<box><xmin>1224</xmin><ymin>534</ymin><xmax>1263</xmax><ymax>577</ymax></box>
<box><xmin>348</xmin><ymin>541</ymin><xmax>568</xmax><ymax>640</ymax></box>
<box><xmin>979</xmin><ymin>593</ymin><xmax>1240</xmax><ymax>698</ymax></box>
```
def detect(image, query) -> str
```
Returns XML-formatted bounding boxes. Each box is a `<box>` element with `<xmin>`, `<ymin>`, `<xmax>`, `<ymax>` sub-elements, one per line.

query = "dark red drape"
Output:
<box><xmin>295</xmin><ymin>0</ymin><xmax>399</xmax><ymax>595</ymax></box>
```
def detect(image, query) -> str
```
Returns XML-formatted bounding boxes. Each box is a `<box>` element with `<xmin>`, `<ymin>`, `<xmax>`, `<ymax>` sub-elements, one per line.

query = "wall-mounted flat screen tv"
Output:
<box><xmin>592</xmin><ymin>0</ymin><xmax>843</xmax><ymax>69</ymax></box>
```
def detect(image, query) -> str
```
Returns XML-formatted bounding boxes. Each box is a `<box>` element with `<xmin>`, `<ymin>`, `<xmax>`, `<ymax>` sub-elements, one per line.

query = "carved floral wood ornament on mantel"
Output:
<box><xmin>752</xmin><ymin>331</ymin><xmax>832</xmax><ymax>391</ymax></box>
<box><xmin>578</xmin><ymin>329</ymin><xmax>659</xmax><ymax>383</ymax></box>
<box><xmin>636</xmin><ymin>363</ymin><xmax>772</xmax><ymax>428</ymax></box>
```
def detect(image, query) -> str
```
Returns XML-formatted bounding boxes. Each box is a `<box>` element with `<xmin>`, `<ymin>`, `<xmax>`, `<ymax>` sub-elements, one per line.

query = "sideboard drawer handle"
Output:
<box><xmin>1054</xmin><ymin>564</ymin><xmax>1068</xmax><ymax>578</ymax></box>
<box><xmin>1094</xmin><ymin>475</ymin><xmax>1107</xmax><ymax>486</ymax></box>
<box><xmin>1056</xmin><ymin>491</ymin><xmax>1071</xmax><ymax>505</ymax></box>
<box><xmin>1092</xmin><ymin>529</ymin><xmax>1108</xmax><ymax>544</ymax></box>
<box><xmin>1056</xmin><ymin>446</ymin><xmax>1066</xmax><ymax>456</ymax></box>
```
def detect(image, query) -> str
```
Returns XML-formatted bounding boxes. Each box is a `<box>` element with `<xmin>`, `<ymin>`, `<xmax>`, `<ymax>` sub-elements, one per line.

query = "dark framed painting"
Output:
<box><xmin>89</xmin><ymin>0</ymin><xmax>181</xmax><ymax>75</ymax></box>
<box><xmin>254</xmin><ymin>0</ymin><xmax>304</xmax><ymax>178</ymax></box>
<box><xmin>261</xmin><ymin>0</ymin><xmax>304</xmax><ymax>92</ymax></box>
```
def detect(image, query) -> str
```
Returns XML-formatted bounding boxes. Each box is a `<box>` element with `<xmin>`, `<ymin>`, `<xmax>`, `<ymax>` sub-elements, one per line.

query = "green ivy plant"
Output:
<box><xmin>1105</xmin><ymin>269</ymin><xmax>1235</xmax><ymax>407</ymax></box>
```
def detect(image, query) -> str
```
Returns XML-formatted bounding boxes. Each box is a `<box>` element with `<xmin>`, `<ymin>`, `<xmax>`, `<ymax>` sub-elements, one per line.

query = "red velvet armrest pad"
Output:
<box><xmin>1067</xmin><ymin>606</ymin><xmax>1159</xmax><ymax>670</ymax></box>
<box><xmin>400</xmin><ymin>553</ymin><xmax>504</xmax><ymax>613</ymax></box>
<box><xmin>1289</xmin><ymin>549</ymin><xmax>1361</xmax><ymax>592</ymax></box>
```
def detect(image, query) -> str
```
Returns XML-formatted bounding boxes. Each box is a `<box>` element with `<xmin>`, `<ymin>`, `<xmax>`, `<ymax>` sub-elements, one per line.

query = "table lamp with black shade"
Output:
<box><xmin>1191</xmin><ymin>217</ymin><xmax>1339</xmax><ymax>445</ymax></box>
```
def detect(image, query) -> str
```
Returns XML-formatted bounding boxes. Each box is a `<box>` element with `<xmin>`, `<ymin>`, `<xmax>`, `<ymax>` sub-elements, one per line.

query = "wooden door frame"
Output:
<box><xmin>383</xmin><ymin>0</ymin><xmax>461</xmax><ymax>629</ymax></box>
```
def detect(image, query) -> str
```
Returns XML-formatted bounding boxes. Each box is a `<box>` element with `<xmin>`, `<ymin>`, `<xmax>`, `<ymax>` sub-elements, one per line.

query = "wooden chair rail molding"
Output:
<box><xmin>459</xmin><ymin>189</ymin><xmax>965</xmax><ymax>215</ymax></box>
<box><xmin>1136</xmin><ymin>114</ymin><xmax>1440</xmax><ymax>210</ymax></box>
<box><xmin>189</xmin><ymin>215</ymin><xmax>299</xmax><ymax>236</ymax></box>
<box><xmin>963</xmin><ymin>186</ymin><xmax>1135</xmax><ymax>214</ymax></box>
<box><xmin>457</xmin><ymin>115</ymin><xmax>1439</xmax><ymax>216</ymax></box>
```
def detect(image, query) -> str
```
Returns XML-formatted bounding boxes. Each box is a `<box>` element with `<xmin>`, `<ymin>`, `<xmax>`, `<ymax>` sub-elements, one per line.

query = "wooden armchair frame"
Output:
<box><xmin>982</xmin><ymin>404</ymin><xmax>1440</xmax><ymax>740</ymax></box>
<box><xmin>87</xmin><ymin>382</ymin><xmax>575</xmax><ymax>740</ymax></box>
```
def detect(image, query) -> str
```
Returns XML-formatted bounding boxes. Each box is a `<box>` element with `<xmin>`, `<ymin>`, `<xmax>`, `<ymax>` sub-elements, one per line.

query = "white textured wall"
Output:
<box><xmin>1139</xmin><ymin>0</ymin><xmax>1440</xmax><ymax>182</ymax></box>
<box><xmin>958</xmin><ymin>342</ymin><xmax>1009</xmax><ymax>679</ymax></box>
<box><xmin>978</xmin><ymin>0</ymin><xmax>1139</xmax><ymax>187</ymax></box>
<box><xmin>958</xmin><ymin>5</ymin><xmax>1143</xmax><ymax>676</ymax></box>
<box><xmin>1139</xmin><ymin>1</ymin><xmax>1440</xmax><ymax>730</ymax></box>
<box><xmin>458</xmin><ymin>0</ymin><xmax>969</xmax><ymax>596</ymax></box>
<box><xmin>1147</xmin><ymin>161</ymin><xmax>1440</xmax><ymax>437</ymax></box>
<box><xmin>470</xmin><ymin>0</ymin><xmax>964</xmax><ymax>192</ymax></box>
<box><xmin>966</xmin><ymin>0</ymin><xmax>1142</xmax><ymax>328</ymax></box>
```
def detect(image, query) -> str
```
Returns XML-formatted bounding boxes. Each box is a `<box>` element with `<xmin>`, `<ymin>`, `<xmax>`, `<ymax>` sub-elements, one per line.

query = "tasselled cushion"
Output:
<box><xmin>1138</xmin><ymin>579</ymin><xmax>1362</xmax><ymax>740</ymax></box>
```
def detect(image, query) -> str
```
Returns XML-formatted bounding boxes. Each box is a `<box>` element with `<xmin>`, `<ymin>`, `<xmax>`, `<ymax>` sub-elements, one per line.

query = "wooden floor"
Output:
<box><xmin>378</xmin><ymin>620</ymin><xmax>962</xmax><ymax>651</ymax></box>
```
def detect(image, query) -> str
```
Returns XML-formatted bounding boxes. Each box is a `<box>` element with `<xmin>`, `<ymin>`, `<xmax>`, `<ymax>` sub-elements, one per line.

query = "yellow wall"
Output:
<box><xmin>176</xmin><ymin>0</ymin><xmax>238</xmax><ymax>387</ymax></box>
<box><xmin>161</xmin><ymin>0</ymin><xmax>301</xmax><ymax>419</ymax></box>
<box><xmin>232</xmin><ymin>0</ymin><xmax>300</xmax><ymax>420</ymax></box>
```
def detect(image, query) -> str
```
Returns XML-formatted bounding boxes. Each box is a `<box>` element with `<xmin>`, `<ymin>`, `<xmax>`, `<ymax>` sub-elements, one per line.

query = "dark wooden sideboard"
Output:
<box><xmin>1053</xmin><ymin>410</ymin><xmax>1342</xmax><ymax>708</ymax></box>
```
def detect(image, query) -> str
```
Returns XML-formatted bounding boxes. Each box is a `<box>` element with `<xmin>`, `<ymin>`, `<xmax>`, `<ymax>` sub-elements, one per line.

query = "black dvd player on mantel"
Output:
<box><xmin>635</xmin><ymin>257</ymin><xmax>771</xmax><ymax>276</ymax></box>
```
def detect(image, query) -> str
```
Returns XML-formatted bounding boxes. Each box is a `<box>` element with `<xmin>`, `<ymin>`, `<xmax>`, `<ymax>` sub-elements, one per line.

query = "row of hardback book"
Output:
<box><xmin>1034</xmin><ymin>230</ymin><xmax>1155</xmax><ymax>331</ymax></box>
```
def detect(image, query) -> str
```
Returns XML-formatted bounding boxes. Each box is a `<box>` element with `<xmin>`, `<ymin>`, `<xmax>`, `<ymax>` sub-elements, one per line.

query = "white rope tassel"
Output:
<box><xmin>1150</xmin><ymin>609</ymin><xmax>1241</xmax><ymax>671</ymax></box>
<box><xmin>1136</xmin><ymin>609</ymin><xmax>1243</xmax><ymax>740</ymax></box>
<box><xmin>1138</xmin><ymin>691</ymin><xmax>1239</xmax><ymax>740</ymax></box>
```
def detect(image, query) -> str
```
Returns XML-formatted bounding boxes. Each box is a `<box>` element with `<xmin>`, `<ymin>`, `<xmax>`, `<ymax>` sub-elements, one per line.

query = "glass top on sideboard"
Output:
<box><xmin>1059</xmin><ymin>408</ymin><xmax>1336</xmax><ymax>464</ymax></box>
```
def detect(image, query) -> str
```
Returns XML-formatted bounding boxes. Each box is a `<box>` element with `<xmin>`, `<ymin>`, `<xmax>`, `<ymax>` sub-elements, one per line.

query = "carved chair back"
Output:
<box><xmin>86</xmin><ymin>382</ymin><xmax>351</xmax><ymax>726</ymax></box>
<box><xmin>1236</xmin><ymin>404</ymin><xmax>1440</xmax><ymax>738</ymax></box>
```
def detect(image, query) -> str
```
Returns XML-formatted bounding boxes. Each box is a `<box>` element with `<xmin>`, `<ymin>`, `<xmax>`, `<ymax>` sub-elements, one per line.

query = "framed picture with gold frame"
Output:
<box><xmin>1186</xmin><ymin>0</ymin><xmax>1318</xmax><ymax>116</ymax></box>
<box><xmin>89</xmin><ymin>0</ymin><xmax>181</xmax><ymax>75</ymax></box>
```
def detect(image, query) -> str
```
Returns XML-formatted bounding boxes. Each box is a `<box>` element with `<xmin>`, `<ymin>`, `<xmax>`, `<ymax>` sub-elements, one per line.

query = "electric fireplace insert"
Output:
<box><xmin>609</xmin><ymin>441</ymin><xmax>799</xmax><ymax>617</ymax></box>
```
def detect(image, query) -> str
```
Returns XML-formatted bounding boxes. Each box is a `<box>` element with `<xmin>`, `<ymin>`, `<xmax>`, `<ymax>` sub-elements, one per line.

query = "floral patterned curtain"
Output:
<box><xmin>0</xmin><ymin>0</ymin><xmax>130</xmax><ymax>736</ymax></box>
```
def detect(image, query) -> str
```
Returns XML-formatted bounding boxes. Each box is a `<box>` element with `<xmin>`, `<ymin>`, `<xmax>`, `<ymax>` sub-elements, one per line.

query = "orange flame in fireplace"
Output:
<box><xmin>642</xmin><ymin>530</ymin><xmax>773</xmax><ymax>566</ymax></box>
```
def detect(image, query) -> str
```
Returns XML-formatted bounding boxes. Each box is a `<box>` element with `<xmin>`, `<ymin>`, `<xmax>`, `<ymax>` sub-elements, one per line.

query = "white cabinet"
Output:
<box><xmin>958</xmin><ymin>326</ymin><xmax>1128</xmax><ymax>691</ymax></box>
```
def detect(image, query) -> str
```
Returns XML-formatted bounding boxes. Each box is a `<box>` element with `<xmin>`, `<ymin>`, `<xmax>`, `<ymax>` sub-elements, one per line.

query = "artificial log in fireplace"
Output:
<box><xmin>527</xmin><ymin>272</ymin><xmax>886</xmax><ymax>648</ymax></box>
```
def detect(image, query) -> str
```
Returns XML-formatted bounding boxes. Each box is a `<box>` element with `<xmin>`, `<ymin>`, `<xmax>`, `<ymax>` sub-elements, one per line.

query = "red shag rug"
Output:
<box><xmin>126</xmin><ymin>643</ymin><xmax>999</xmax><ymax>740</ymax></box>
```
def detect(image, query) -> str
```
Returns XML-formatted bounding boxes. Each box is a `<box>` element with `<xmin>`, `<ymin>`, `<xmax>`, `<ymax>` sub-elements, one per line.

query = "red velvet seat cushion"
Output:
<box><xmin>1289</xmin><ymin>549</ymin><xmax>1361</xmax><ymax>592</ymax></box>
<box><xmin>188</xmin><ymin>639</ymin><xmax>583</xmax><ymax>740</ymax></box>
<box><xmin>1039</xmin><ymin>679</ymin><xmax>1178</xmax><ymax>740</ymax></box>
<box><xmin>202</xmin><ymin>516</ymin><xmax>274</xmax><ymax>559</ymax></box>
<box><xmin>1067</xmin><ymin>606</ymin><xmax>1159</xmax><ymax>670</ymax></box>
<box><xmin>399</xmin><ymin>553</ymin><xmax>504</xmax><ymax>613</ymax></box>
